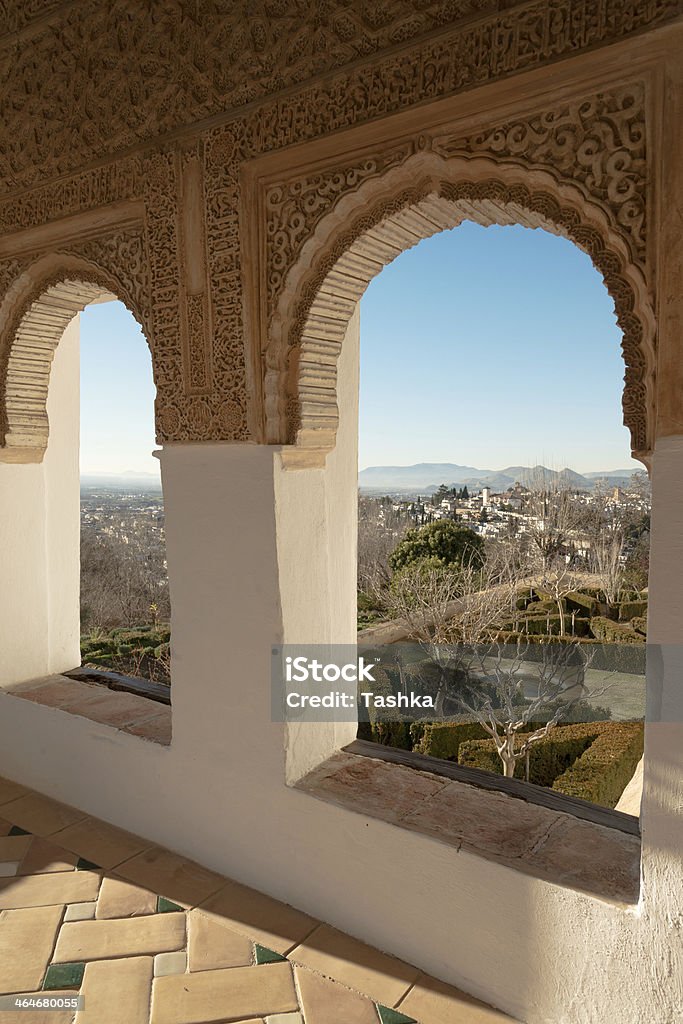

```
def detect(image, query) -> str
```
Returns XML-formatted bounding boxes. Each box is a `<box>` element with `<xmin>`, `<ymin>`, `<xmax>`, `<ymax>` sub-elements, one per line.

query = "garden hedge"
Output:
<box><xmin>414</xmin><ymin>717</ymin><xmax>548</xmax><ymax>761</ymax></box>
<box><xmin>590</xmin><ymin>616</ymin><xmax>644</xmax><ymax>644</ymax></box>
<box><xmin>631</xmin><ymin>615</ymin><xmax>647</xmax><ymax>636</ymax></box>
<box><xmin>566</xmin><ymin>591</ymin><xmax>598</xmax><ymax>615</ymax></box>
<box><xmin>619</xmin><ymin>600</ymin><xmax>648</xmax><ymax>621</ymax></box>
<box><xmin>458</xmin><ymin>730</ymin><xmax>595</xmax><ymax>787</ymax></box>
<box><xmin>455</xmin><ymin>721</ymin><xmax>643</xmax><ymax>808</ymax></box>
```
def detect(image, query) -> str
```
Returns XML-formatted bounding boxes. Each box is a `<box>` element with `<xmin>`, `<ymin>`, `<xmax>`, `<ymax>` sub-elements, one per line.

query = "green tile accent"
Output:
<box><xmin>76</xmin><ymin>857</ymin><xmax>100</xmax><ymax>871</ymax></box>
<box><xmin>254</xmin><ymin>944</ymin><xmax>287</xmax><ymax>965</ymax></box>
<box><xmin>157</xmin><ymin>896</ymin><xmax>183</xmax><ymax>914</ymax></box>
<box><xmin>376</xmin><ymin>1006</ymin><xmax>418</xmax><ymax>1024</ymax></box>
<box><xmin>8</xmin><ymin>826</ymin><xmax>30</xmax><ymax>836</ymax></box>
<box><xmin>43</xmin><ymin>962</ymin><xmax>85</xmax><ymax>991</ymax></box>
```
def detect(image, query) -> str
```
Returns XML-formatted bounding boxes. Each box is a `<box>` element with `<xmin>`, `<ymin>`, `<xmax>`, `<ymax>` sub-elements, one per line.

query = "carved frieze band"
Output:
<box><xmin>0</xmin><ymin>0</ymin><xmax>664</xmax><ymax>453</ymax></box>
<box><xmin>265</xmin><ymin>84</ymin><xmax>647</xmax><ymax>319</ymax></box>
<box><xmin>0</xmin><ymin>0</ymin><xmax>679</xmax><ymax>193</ymax></box>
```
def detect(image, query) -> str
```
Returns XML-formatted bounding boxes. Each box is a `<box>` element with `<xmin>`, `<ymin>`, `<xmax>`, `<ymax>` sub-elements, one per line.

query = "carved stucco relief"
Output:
<box><xmin>0</xmin><ymin>142</ymin><xmax>251</xmax><ymax>452</ymax></box>
<box><xmin>0</xmin><ymin>226</ymin><xmax>150</xmax><ymax>454</ymax></box>
<box><xmin>262</xmin><ymin>83</ymin><xmax>654</xmax><ymax>457</ymax></box>
<box><xmin>0</xmin><ymin>0</ymin><xmax>679</xmax><ymax>192</ymax></box>
<box><xmin>0</xmin><ymin>0</ymin><xmax>670</xmax><ymax>453</ymax></box>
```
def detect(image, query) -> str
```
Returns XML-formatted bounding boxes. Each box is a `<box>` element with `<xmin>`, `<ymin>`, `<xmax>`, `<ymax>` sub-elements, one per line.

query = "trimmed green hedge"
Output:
<box><xmin>453</xmin><ymin>721</ymin><xmax>643</xmax><ymax>808</ymax></box>
<box><xmin>458</xmin><ymin>730</ymin><xmax>595</xmax><ymax>787</ymax></box>
<box><xmin>356</xmin><ymin>665</ymin><xmax>413</xmax><ymax>750</ymax></box>
<box><xmin>619</xmin><ymin>600</ymin><xmax>648</xmax><ymax>621</ymax></box>
<box><xmin>525</xmin><ymin>600</ymin><xmax>559</xmax><ymax>614</ymax></box>
<box><xmin>413</xmin><ymin>717</ymin><xmax>551</xmax><ymax>762</ymax></box>
<box><xmin>590</xmin><ymin>616</ymin><xmax>644</xmax><ymax>644</ymax></box>
<box><xmin>631</xmin><ymin>615</ymin><xmax>647</xmax><ymax>636</ymax></box>
<box><xmin>521</xmin><ymin>614</ymin><xmax>563</xmax><ymax>636</ymax></box>
<box><xmin>552</xmin><ymin>722</ymin><xmax>644</xmax><ymax>807</ymax></box>
<box><xmin>566</xmin><ymin>591</ymin><xmax>598</xmax><ymax>615</ymax></box>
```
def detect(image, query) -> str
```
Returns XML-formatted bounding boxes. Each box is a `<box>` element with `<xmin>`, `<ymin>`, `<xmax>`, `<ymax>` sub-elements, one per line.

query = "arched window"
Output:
<box><xmin>355</xmin><ymin>223</ymin><xmax>647</xmax><ymax>818</ymax></box>
<box><xmin>78</xmin><ymin>300</ymin><xmax>170</xmax><ymax>692</ymax></box>
<box><xmin>0</xmin><ymin>275</ymin><xmax>170</xmax><ymax>736</ymax></box>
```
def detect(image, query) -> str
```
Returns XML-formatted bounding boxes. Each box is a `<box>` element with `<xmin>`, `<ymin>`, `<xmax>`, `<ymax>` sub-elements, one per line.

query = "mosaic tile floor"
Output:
<box><xmin>0</xmin><ymin>776</ymin><xmax>515</xmax><ymax>1024</ymax></box>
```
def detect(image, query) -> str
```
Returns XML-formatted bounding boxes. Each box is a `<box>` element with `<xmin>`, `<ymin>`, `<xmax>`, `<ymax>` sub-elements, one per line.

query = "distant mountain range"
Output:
<box><xmin>81</xmin><ymin>470</ymin><xmax>161</xmax><ymax>492</ymax></box>
<box><xmin>358</xmin><ymin>463</ymin><xmax>644</xmax><ymax>494</ymax></box>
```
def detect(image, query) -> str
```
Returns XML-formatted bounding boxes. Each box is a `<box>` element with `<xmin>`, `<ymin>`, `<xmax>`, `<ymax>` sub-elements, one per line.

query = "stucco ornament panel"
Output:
<box><xmin>0</xmin><ymin>0</ymin><xmax>680</xmax><ymax>192</ymax></box>
<box><xmin>440</xmin><ymin>85</ymin><xmax>647</xmax><ymax>268</ymax></box>
<box><xmin>0</xmin><ymin>228</ymin><xmax>151</xmax><ymax>459</ymax></box>
<box><xmin>263</xmin><ymin>83</ymin><xmax>654</xmax><ymax>460</ymax></box>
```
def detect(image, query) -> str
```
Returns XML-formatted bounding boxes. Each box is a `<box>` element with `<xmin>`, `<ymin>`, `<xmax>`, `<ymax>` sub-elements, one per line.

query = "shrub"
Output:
<box><xmin>519</xmin><ymin>614</ymin><xmax>563</xmax><ymax>636</ymax></box>
<box><xmin>458</xmin><ymin>730</ymin><xmax>595</xmax><ymax>787</ymax></box>
<box><xmin>356</xmin><ymin>665</ymin><xmax>413</xmax><ymax>750</ymax></box>
<box><xmin>389</xmin><ymin>521</ymin><xmax>484</xmax><ymax>572</ymax></box>
<box><xmin>413</xmin><ymin>719</ymin><xmax>495</xmax><ymax>761</ymax></box>
<box><xmin>389</xmin><ymin>556</ymin><xmax>461</xmax><ymax>607</ymax></box>
<box><xmin>525</xmin><ymin>600</ymin><xmax>559</xmax><ymax>614</ymax></box>
<box><xmin>552</xmin><ymin>722</ymin><xmax>644</xmax><ymax>807</ymax></box>
<box><xmin>415</xmin><ymin>717</ymin><xmax>547</xmax><ymax>761</ymax></box>
<box><xmin>619</xmin><ymin>600</ymin><xmax>648</xmax><ymax>621</ymax></box>
<box><xmin>590</xmin><ymin>616</ymin><xmax>644</xmax><ymax>644</ymax></box>
<box><xmin>566</xmin><ymin>591</ymin><xmax>598</xmax><ymax>615</ymax></box>
<box><xmin>456</xmin><ymin>721</ymin><xmax>644</xmax><ymax>807</ymax></box>
<box><xmin>631</xmin><ymin>615</ymin><xmax>647</xmax><ymax>636</ymax></box>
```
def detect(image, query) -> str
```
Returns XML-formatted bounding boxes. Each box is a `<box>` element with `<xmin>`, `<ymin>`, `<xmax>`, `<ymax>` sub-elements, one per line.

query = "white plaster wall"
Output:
<box><xmin>0</xmin><ymin>315</ymin><xmax>80</xmax><ymax>684</ymax></box>
<box><xmin>277</xmin><ymin>308</ymin><xmax>360</xmax><ymax>781</ymax></box>
<box><xmin>0</xmin><ymin>388</ymin><xmax>682</xmax><ymax>1020</ymax></box>
<box><xmin>45</xmin><ymin>315</ymin><xmax>81</xmax><ymax>673</ymax></box>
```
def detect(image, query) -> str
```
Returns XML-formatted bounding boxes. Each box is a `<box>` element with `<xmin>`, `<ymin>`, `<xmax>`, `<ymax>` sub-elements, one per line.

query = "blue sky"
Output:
<box><xmin>79</xmin><ymin>221</ymin><xmax>639</xmax><ymax>477</ymax></box>
<box><xmin>80</xmin><ymin>302</ymin><xmax>157</xmax><ymax>475</ymax></box>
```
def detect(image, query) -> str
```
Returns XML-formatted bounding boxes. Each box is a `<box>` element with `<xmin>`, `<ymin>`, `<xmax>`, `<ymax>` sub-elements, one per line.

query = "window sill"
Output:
<box><xmin>296</xmin><ymin>744</ymin><xmax>640</xmax><ymax>905</ymax></box>
<box><xmin>2</xmin><ymin>674</ymin><xmax>171</xmax><ymax>745</ymax></box>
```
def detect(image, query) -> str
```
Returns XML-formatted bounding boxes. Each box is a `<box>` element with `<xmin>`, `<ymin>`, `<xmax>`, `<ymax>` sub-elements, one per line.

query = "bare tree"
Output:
<box><xmin>80</xmin><ymin>524</ymin><xmax>170</xmax><ymax>631</ymax></box>
<box><xmin>454</xmin><ymin>639</ymin><xmax>606</xmax><ymax>780</ymax></box>
<box><xmin>524</xmin><ymin>489</ymin><xmax>582</xmax><ymax>635</ymax></box>
<box><xmin>388</xmin><ymin>545</ymin><xmax>526</xmax><ymax>715</ymax></box>
<box><xmin>358</xmin><ymin>497</ymin><xmax>411</xmax><ymax>609</ymax></box>
<box><xmin>388</xmin><ymin>543</ymin><xmax>522</xmax><ymax>646</ymax></box>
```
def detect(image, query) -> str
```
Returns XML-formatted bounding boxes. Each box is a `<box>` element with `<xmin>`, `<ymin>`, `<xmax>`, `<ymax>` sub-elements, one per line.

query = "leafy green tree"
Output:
<box><xmin>389</xmin><ymin>520</ymin><xmax>485</xmax><ymax>573</ymax></box>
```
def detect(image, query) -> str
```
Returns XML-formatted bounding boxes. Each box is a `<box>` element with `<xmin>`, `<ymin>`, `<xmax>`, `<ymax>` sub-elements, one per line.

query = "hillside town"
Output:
<box><xmin>368</xmin><ymin>475</ymin><xmax>650</xmax><ymax>565</ymax></box>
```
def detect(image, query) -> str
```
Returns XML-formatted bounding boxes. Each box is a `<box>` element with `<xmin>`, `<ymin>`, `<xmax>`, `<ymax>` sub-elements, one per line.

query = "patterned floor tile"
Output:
<box><xmin>75</xmin><ymin>956</ymin><xmax>153</xmax><ymax>1024</ymax></box>
<box><xmin>0</xmin><ymin>906</ymin><xmax>63</xmax><ymax>992</ymax></box>
<box><xmin>0</xmin><ymin>774</ymin><xmax>519</xmax><ymax>1024</ymax></box>
<box><xmin>150</xmin><ymin>962</ymin><xmax>298</xmax><ymax>1024</ymax></box>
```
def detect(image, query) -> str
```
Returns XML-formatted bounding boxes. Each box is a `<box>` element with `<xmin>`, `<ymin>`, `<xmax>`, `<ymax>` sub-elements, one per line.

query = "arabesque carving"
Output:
<box><xmin>262</xmin><ymin>83</ymin><xmax>654</xmax><ymax>457</ymax></box>
<box><xmin>0</xmin><ymin>0</ymin><xmax>679</xmax><ymax>193</ymax></box>
<box><xmin>0</xmin><ymin>3</ymin><xmax>671</xmax><ymax>453</ymax></box>
<box><xmin>0</xmin><ymin>228</ymin><xmax>152</xmax><ymax>458</ymax></box>
<box><xmin>438</xmin><ymin>85</ymin><xmax>647</xmax><ymax>268</ymax></box>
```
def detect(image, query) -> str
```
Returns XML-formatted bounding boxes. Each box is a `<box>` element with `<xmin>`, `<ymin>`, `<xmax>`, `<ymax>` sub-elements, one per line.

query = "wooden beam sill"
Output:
<box><xmin>2</xmin><ymin>674</ymin><xmax>171</xmax><ymax>746</ymax></box>
<box><xmin>295</xmin><ymin>744</ymin><xmax>641</xmax><ymax>906</ymax></box>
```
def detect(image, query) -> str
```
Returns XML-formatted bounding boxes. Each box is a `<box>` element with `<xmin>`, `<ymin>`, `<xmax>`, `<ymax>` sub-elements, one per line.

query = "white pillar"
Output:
<box><xmin>160</xmin><ymin>310</ymin><xmax>360</xmax><ymax>777</ymax></box>
<box><xmin>639</xmin><ymin>437</ymin><xmax>683</xmax><ymax>921</ymax></box>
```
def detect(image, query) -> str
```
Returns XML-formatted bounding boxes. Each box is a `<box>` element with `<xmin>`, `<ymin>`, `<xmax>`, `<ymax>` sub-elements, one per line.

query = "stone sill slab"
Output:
<box><xmin>296</xmin><ymin>750</ymin><xmax>641</xmax><ymax>905</ymax></box>
<box><xmin>2</xmin><ymin>675</ymin><xmax>171</xmax><ymax>745</ymax></box>
<box><xmin>0</xmin><ymin>774</ymin><xmax>517</xmax><ymax>1023</ymax></box>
